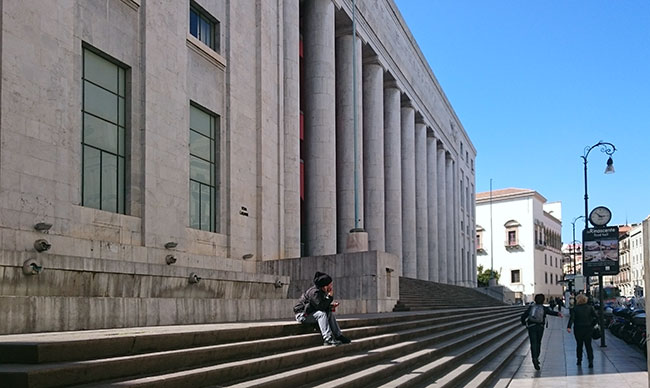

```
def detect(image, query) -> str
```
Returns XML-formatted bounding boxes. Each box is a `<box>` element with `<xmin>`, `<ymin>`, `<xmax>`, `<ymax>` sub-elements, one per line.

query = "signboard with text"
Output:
<box><xmin>582</xmin><ymin>226</ymin><xmax>620</xmax><ymax>276</ymax></box>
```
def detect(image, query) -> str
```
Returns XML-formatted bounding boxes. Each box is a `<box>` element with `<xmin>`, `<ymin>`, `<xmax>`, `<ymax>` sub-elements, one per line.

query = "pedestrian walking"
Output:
<box><xmin>567</xmin><ymin>293</ymin><xmax>598</xmax><ymax>368</ymax></box>
<box><xmin>293</xmin><ymin>271</ymin><xmax>351</xmax><ymax>346</ymax></box>
<box><xmin>520</xmin><ymin>293</ymin><xmax>563</xmax><ymax>370</ymax></box>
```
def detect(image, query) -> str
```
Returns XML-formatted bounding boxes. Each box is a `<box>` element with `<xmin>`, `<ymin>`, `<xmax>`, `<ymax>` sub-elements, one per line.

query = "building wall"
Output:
<box><xmin>0</xmin><ymin>0</ymin><xmax>476</xmax><ymax>332</ymax></box>
<box><xmin>476</xmin><ymin>190</ymin><xmax>563</xmax><ymax>303</ymax></box>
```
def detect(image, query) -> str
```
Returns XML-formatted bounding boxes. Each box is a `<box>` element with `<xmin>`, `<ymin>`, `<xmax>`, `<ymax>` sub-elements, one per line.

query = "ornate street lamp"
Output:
<box><xmin>581</xmin><ymin>140</ymin><xmax>616</xmax><ymax>348</ymax></box>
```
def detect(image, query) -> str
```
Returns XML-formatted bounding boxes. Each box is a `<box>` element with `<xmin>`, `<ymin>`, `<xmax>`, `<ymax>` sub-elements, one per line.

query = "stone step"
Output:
<box><xmin>0</xmin><ymin>307</ymin><xmax>524</xmax><ymax>388</ymax></box>
<box><xmin>70</xmin><ymin>310</ymin><xmax>523</xmax><ymax>387</ymax></box>
<box><xmin>376</xmin><ymin>322</ymin><xmax>526</xmax><ymax>388</ymax></box>
<box><xmin>306</xmin><ymin>314</ymin><xmax>524</xmax><ymax>388</ymax></box>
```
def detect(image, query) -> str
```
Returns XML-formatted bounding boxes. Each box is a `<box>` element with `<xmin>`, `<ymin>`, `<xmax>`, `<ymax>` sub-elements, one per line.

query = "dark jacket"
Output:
<box><xmin>567</xmin><ymin>303</ymin><xmax>598</xmax><ymax>329</ymax></box>
<box><xmin>520</xmin><ymin>303</ymin><xmax>560</xmax><ymax>327</ymax></box>
<box><xmin>293</xmin><ymin>285</ymin><xmax>332</xmax><ymax>315</ymax></box>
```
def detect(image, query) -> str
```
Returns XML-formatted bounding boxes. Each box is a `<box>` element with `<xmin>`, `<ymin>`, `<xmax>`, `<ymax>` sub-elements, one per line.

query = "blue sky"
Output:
<box><xmin>394</xmin><ymin>0</ymin><xmax>650</xmax><ymax>243</ymax></box>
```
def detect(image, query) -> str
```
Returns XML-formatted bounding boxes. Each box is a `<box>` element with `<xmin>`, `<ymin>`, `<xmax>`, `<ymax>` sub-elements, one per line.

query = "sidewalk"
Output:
<box><xmin>495</xmin><ymin>307</ymin><xmax>648</xmax><ymax>388</ymax></box>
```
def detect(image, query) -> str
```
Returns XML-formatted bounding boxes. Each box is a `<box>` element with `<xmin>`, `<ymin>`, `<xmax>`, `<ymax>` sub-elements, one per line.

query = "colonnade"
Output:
<box><xmin>296</xmin><ymin>0</ymin><xmax>475</xmax><ymax>286</ymax></box>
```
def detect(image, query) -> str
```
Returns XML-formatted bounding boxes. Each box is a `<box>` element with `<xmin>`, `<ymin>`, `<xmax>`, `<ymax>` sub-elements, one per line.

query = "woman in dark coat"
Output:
<box><xmin>567</xmin><ymin>293</ymin><xmax>598</xmax><ymax>368</ymax></box>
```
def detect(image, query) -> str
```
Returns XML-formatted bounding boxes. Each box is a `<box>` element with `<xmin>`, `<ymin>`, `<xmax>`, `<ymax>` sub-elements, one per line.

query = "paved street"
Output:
<box><xmin>494</xmin><ymin>307</ymin><xmax>648</xmax><ymax>388</ymax></box>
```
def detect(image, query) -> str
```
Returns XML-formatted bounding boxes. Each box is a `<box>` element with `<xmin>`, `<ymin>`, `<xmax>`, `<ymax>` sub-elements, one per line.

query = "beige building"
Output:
<box><xmin>0</xmin><ymin>0</ymin><xmax>475</xmax><ymax>334</ymax></box>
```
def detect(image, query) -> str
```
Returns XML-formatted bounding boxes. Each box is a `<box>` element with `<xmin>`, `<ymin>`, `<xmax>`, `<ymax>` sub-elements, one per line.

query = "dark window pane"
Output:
<box><xmin>84</xmin><ymin>81</ymin><xmax>118</xmax><ymax>123</ymax></box>
<box><xmin>84</xmin><ymin>113</ymin><xmax>118</xmax><ymax>153</ymax></box>
<box><xmin>200</xmin><ymin>184</ymin><xmax>211</xmax><ymax>231</ymax></box>
<box><xmin>83</xmin><ymin>146</ymin><xmax>101</xmax><ymax>209</ymax></box>
<box><xmin>190</xmin><ymin>9</ymin><xmax>199</xmax><ymax>38</ymax></box>
<box><xmin>190</xmin><ymin>130</ymin><xmax>211</xmax><ymax>161</ymax></box>
<box><xmin>118</xmin><ymin>126</ymin><xmax>125</xmax><ymax>156</ymax></box>
<box><xmin>118</xmin><ymin>67</ymin><xmax>125</xmax><ymax>97</ymax></box>
<box><xmin>118</xmin><ymin>96</ymin><xmax>125</xmax><ymax>126</ymax></box>
<box><xmin>190</xmin><ymin>180</ymin><xmax>201</xmax><ymax>229</ymax></box>
<box><xmin>118</xmin><ymin>156</ymin><xmax>124</xmax><ymax>214</ymax></box>
<box><xmin>84</xmin><ymin>49</ymin><xmax>118</xmax><ymax>94</ymax></box>
<box><xmin>101</xmin><ymin>153</ymin><xmax>118</xmax><ymax>212</ymax></box>
<box><xmin>190</xmin><ymin>155</ymin><xmax>211</xmax><ymax>185</ymax></box>
<box><xmin>190</xmin><ymin>106</ymin><xmax>211</xmax><ymax>137</ymax></box>
<box><xmin>200</xmin><ymin>17</ymin><xmax>212</xmax><ymax>48</ymax></box>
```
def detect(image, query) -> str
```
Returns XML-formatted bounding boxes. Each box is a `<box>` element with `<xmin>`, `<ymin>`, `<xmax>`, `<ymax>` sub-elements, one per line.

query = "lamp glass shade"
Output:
<box><xmin>604</xmin><ymin>157</ymin><xmax>615</xmax><ymax>174</ymax></box>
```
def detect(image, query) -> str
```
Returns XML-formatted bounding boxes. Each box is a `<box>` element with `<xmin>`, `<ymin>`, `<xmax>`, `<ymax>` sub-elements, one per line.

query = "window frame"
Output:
<box><xmin>81</xmin><ymin>46</ymin><xmax>127</xmax><ymax>214</ymax></box>
<box><xmin>189</xmin><ymin>1</ymin><xmax>220</xmax><ymax>53</ymax></box>
<box><xmin>189</xmin><ymin>102</ymin><xmax>220</xmax><ymax>233</ymax></box>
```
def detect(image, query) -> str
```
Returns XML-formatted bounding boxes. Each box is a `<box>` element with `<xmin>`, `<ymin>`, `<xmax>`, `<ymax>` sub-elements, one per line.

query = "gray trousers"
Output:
<box><xmin>296</xmin><ymin>310</ymin><xmax>342</xmax><ymax>340</ymax></box>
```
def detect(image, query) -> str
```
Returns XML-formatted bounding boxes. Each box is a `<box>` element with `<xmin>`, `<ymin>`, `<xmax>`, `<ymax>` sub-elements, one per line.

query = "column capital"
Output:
<box><xmin>400</xmin><ymin>93</ymin><xmax>414</xmax><ymax>109</ymax></box>
<box><xmin>384</xmin><ymin>78</ymin><xmax>399</xmax><ymax>90</ymax></box>
<box><xmin>415</xmin><ymin>112</ymin><xmax>427</xmax><ymax>125</ymax></box>
<box><xmin>363</xmin><ymin>53</ymin><xmax>383</xmax><ymax>67</ymax></box>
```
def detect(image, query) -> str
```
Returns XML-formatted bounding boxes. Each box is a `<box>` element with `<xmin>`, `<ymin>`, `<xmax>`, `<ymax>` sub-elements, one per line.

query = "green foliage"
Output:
<box><xmin>477</xmin><ymin>265</ymin><xmax>500</xmax><ymax>287</ymax></box>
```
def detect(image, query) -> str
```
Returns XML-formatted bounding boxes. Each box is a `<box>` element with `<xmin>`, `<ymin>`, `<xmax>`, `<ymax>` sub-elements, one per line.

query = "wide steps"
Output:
<box><xmin>395</xmin><ymin>277</ymin><xmax>507</xmax><ymax>312</ymax></box>
<box><xmin>0</xmin><ymin>306</ymin><xmax>525</xmax><ymax>388</ymax></box>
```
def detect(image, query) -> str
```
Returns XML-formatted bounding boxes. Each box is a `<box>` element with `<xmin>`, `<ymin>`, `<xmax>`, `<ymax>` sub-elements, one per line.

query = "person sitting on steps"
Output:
<box><xmin>294</xmin><ymin>271</ymin><xmax>351</xmax><ymax>346</ymax></box>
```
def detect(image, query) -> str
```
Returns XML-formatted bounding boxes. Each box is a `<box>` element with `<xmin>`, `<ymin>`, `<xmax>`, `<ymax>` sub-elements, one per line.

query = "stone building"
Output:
<box><xmin>476</xmin><ymin>188</ymin><xmax>563</xmax><ymax>304</ymax></box>
<box><xmin>0</xmin><ymin>0</ymin><xmax>475</xmax><ymax>333</ymax></box>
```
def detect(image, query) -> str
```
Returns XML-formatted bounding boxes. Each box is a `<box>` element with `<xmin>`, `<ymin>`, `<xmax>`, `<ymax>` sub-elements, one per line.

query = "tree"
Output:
<box><xmin>477</xmin><ymin>265</ymin><xmax>500</xmax><ymax>287</ymax></box>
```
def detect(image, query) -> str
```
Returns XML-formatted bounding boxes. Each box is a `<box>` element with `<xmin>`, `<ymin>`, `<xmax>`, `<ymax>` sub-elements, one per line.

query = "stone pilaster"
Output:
<box><xmin>282</xmin><ymin>0</ymin><xmax>301</xmax><ymax>258</ymax></box>
<box><xmin>303</xmin><ymin>0</ymin><xmax>336</xmax><ymax>256</ymax></box>
<box><xmin>362</xmin><ymin>57</ymin><xmax>385</xmax><ymax>252</ymax></box>
<box><xmin>415</xmin><ymin>121</ymin><xmax>428</xmax><ymax>280</ymax></box>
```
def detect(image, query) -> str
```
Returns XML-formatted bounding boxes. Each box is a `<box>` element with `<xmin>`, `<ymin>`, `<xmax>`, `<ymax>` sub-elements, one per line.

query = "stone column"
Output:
<box><xmin>446</xmin><ymin>155</ymin><xmax>455</xmax><ymax>284</ymax></box>
<box><xmin>335</xmin><ymin>31</ymin><xmax>363</xmax><ymax>253</ymax></box>
<box><xmin>362</xmin><ymin>57</ymin><xmax>385</xmax><ymax>252</ymax></box>
<box><xmin>283</xmin><ymin>0</ymin><xmax>301</xmax><ymax>258</ymax></box>
<box><xmin>437</xmin><ymin>144</ymin><xmax>447</xmax><ymax>283</ymax></box>
<box><xmin>415</xmin><ymin>121</ymin><xmax>428</xmax><ymax>280</ymax></box>
<box><xmin>427</xmin><ymin>133</ymin><xmax>438</xmax><ymax>282</ymax></box>
<box><xmin>400</xmin><ymin>101</ymin><xmax>416</xmax><ymax>279</ymax></box>
<box><xmin>303</xmin><ymin>0</ymin><xmax>336</xmax><ymax>256</ymax></box>
<box><xmin>383</xmin><ymin>82</ymin><xmax>402</xmax><ymax>265</ymax></box>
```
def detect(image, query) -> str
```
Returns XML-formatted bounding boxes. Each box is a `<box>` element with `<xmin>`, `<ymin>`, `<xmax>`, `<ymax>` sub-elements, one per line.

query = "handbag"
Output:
<box><xmin>591</xmin><ymin>324</ymin><xmax>601</xmax><ymax>340</ymax></box>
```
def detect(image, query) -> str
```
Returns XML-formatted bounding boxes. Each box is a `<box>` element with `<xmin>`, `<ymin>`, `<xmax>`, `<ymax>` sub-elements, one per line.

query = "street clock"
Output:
<box><xmin>589</xmin><ymin>206</ymin><xmax>612</xmax><ymax>226</ymax></box>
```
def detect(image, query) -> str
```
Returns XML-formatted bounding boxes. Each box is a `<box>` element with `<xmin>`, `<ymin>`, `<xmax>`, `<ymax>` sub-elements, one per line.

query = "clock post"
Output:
<box><xmin>581</xmin><ymin>141</ymin><xmax>616</xmax><ymax>347</ymax></box>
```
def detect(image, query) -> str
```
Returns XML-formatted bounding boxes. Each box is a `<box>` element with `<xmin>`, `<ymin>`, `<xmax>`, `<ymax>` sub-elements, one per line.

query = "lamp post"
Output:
<box><xmin>571</xmin><ymin>216</ymin><xmax>585</xmax><ymax>277</ymax></box>
<box><xmin>581</xmin><ymin>140</ymin><xmax>616</xmax><ymax>348</ymax></box>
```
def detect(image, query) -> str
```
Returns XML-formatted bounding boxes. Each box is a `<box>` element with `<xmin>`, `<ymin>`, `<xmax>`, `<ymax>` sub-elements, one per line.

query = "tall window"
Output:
<box><xmin>190</xmin><ymin>2</ymin><xmax>220</xmax><ymax>52</ymax></box>
<box><xmin>189</xmin><ymin>104</ymin><xmax>219</xmax><ymax>232</ymax></box>
<box><xmin>82</xmin><ymin>48</ymin><xmax>126</xmax><ymax>213</ymax></box>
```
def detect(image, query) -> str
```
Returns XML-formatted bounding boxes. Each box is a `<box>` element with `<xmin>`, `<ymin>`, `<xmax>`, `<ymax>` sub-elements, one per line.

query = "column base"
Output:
<box><xmin>345</xmin><ymin>228</ymin><xmax>368</xmax><ymax>253</ymax></box>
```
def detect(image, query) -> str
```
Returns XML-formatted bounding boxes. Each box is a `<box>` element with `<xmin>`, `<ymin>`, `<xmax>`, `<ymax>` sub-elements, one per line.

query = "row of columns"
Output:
<box><xmin>301</xmin><ymin>0</ymin><xmax>474</xmax><ymax>285</ymax></box>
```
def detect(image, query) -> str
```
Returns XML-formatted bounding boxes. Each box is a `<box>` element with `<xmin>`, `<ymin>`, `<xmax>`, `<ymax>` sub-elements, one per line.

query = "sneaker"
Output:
<box><xmin>323</xmin><ymin>337</ymin><xmax>342</xmax><ymax>346</ymax></box>
<box><xmin>335</xmin><ymin>334</ymin><xmax>351</xmax><ymax>344</ymax></box>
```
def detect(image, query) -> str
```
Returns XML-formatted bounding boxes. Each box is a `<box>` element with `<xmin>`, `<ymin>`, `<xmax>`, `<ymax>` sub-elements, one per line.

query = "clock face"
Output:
<box><xmin>589</xmin><ymin>206</ymin><xmax>612</xmax><ymax>226</ymax></box>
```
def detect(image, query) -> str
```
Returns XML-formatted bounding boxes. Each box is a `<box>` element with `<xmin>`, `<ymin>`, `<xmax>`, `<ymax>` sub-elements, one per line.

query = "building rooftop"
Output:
<box><xmin>476</xmin><ymin>187</ymin><xmax>546</xmax><ymax>203</ymax></box>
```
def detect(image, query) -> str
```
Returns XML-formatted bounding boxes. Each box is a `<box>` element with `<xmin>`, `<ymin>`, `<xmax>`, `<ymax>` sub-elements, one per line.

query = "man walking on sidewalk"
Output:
<box><xmin>521</xmin><ymin>293</ymin><xmax>563</xmax><ymax>370</ymax></box>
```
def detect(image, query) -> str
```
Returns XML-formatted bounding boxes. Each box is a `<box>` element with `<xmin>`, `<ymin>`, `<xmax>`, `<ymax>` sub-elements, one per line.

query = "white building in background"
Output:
<box><xmin>611</xmin><ymin>223</ymin><xmax>645</xmax><ymax>298</ymax></box>
<box><xmin>476</xmin><ymin>188</ymin><xmax>563</xmax><ymax>304</ymax></box>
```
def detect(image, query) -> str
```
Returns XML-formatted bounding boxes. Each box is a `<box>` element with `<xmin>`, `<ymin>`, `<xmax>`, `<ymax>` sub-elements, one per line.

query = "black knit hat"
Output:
<box><xmin>313</xmin><ymin>271</ymin><xmax>332</xmax><ymax>288</ymax></box>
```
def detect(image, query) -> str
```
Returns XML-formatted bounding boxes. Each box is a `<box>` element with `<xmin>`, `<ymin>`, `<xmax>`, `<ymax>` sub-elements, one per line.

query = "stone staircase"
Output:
<box><xmin>0</xmin><ymin>304</ymin><xmax>527</xmax><ymax>388</ymax></box>
<box><xmin>393</xmin><ymin>277</ymin><xmax>507</xmax><ymax>311</ymax></box>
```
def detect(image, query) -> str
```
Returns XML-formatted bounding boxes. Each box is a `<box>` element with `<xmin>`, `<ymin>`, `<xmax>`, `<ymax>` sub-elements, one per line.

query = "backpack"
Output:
<box><xmin>528</xmin><ymin>304</ymin><xmax>545</xmax><ymax>324</ymax></box>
